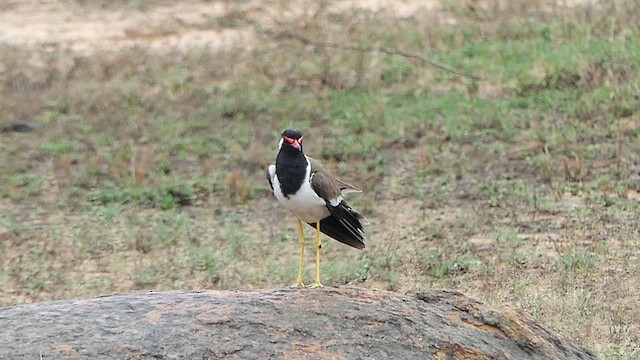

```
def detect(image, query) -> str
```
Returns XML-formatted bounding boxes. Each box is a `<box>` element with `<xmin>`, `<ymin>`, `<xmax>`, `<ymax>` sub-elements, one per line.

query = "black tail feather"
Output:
<box><xmin>307</xmin><ymin>201</ymin><xmax>365</xmax><ymax>249</ymax></box>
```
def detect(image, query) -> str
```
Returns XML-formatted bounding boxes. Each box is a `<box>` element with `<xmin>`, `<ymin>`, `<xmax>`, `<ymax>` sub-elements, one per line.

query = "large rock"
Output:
<box><xmin>0</xmin><ymin>286</ymin><xmax>597</xmax><ymax>359</ymax></box>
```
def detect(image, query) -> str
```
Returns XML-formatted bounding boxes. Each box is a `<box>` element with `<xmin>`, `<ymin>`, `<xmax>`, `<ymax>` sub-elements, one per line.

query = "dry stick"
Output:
<box><xmin>265</xmin><ymin>30</ymin><xmax>483</xmax><ymax>81</ymax></box>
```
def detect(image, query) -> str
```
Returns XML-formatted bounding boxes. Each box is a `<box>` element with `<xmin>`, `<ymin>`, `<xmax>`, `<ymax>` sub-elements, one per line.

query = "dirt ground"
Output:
<box><xmin>0</xmin><ymin>0</ymin><xmax>438</xmax><ymax>53</ymax></box>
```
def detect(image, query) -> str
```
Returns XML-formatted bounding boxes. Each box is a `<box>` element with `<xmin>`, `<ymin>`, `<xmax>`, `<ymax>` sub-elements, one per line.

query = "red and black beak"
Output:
<box><xmin>283</xmin><ymin>135</ymin><xmax>303</xmax><ymax>151</ymax></box>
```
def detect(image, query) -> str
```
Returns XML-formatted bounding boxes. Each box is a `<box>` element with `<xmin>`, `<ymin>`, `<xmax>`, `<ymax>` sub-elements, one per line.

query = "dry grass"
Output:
<box><xmin>1</xmin><ymin>0</ymin><xmax>640</xmax><ymax>358</ymax></box>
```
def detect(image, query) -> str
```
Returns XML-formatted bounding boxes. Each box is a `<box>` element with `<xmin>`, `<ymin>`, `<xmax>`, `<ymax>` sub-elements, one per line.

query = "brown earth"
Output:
<box><xmin>0</xmin><ymin>0</ymin><xmax>439</xmax><ymax>54</ymax></box>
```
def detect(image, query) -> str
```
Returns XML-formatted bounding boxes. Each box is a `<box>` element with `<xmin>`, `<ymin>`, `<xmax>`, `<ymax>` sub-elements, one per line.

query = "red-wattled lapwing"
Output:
<box><xmin>267</xmin><ymin>129</ymin><xmax>365</xmax><ymax>288</ymax></box>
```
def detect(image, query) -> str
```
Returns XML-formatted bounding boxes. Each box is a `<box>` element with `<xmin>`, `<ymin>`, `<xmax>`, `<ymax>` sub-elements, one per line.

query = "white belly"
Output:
<box><xmin>273</xmin><ymin>174</ymin><xmax>330</xmax><ymax>223</ymax></box>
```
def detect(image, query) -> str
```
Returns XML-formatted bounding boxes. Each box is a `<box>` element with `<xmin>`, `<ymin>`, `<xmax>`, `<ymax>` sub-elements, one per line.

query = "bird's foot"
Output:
<box><xmin>308</xmin><ymin>282</ymin><xmax>323</xmax><ymax>288</ymax></box>
<box><xmin>290</xmin><ymin>280</ymin><xmax>305</xmax><ymax>289</ymax></box>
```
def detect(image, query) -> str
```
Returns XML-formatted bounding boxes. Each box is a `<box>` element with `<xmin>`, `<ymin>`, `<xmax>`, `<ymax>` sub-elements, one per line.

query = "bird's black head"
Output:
<box><xmin>280</xmin><ymin>129</ymin><xmax>304</xmax><ymax>152</ymax></box>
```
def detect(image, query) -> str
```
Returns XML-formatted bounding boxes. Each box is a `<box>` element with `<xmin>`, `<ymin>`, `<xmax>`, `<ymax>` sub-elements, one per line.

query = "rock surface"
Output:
<box><xmin>0</xmin><ymin>286</ymin><xmax>597</xmax><ymax>359</ymax></box>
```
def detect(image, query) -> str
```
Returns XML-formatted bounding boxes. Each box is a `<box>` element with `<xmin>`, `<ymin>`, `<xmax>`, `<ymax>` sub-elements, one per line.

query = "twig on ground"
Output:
<box><xmin>263</xmin><ymin>30</ymin><xmax>483</xmax><ymax>81</ymax></box>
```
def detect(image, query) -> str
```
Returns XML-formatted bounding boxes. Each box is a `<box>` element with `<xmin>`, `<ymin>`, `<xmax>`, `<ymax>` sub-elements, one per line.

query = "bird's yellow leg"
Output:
<box><xmin>309</xmin><ymin>220</ymin><xmax>323</xmax><ymax>288</ymax></box>
<box><xmin>291</xmin><ymin>219</ymin><xmax>306</xmax><ymax>288</ymax></box>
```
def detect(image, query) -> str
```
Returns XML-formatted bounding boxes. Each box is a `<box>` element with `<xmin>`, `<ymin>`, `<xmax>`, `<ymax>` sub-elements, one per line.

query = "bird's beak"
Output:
<box><xmin>284</xmin><ymin>136</ymin><xmax>302</xmax><ymax>151</ymax></box>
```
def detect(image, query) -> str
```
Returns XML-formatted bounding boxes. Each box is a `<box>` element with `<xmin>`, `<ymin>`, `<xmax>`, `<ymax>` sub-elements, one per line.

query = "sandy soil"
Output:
<box><xmin>0</xmin><ymin>0</ymin><xmax>439</xmax><ymax>54</ymax></box>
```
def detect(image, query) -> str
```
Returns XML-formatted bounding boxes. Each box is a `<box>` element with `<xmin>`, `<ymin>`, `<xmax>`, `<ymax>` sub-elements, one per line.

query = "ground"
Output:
<box><xmin>0</xmin><ymin>1</ymin><xmax>639</xmax><ymax>359</ymax></box>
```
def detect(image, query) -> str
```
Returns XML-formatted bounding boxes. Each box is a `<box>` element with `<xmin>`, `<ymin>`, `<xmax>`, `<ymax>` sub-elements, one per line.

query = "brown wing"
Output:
<box><xmin>308</xmin><ymin>157</ymin><xmax>342</xmax><ymax>203</ymax></box>
<box><xmin>308</xmin><ymin>157</ymin><xmax>365</xmax><ymax>249</ymax></box>
<box><xmin>335</xmin><ymin>178</ymin><xmax>362</xmax><ymax>194</ymax></box>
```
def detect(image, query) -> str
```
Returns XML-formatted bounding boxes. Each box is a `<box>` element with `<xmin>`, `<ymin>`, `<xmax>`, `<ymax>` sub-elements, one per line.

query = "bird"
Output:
<box><xmin>267</xmin><ymin>129</ymin><xmax>366</xmax><ymax>288</ymax></box>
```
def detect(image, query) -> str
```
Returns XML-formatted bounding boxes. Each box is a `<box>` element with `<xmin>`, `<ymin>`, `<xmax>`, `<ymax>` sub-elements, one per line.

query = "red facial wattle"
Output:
<box><xmin>284</xmin><ymin>135</ymin><xmax>302</xmax><ymax>150</ymax></box>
